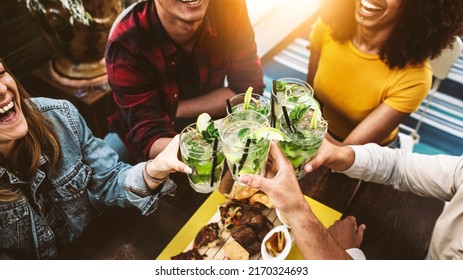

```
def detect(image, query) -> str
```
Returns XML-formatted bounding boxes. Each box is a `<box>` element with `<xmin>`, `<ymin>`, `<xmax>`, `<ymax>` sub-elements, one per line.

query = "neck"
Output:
<box><xmin>353</xmin><ymin>25</ymin><xmax>393</xmax><ymax>54</ymax></box>
<box><xmin>0</xmin><ymin>141</ymin><xmax>14</xmax><ymax>159</ymax></box>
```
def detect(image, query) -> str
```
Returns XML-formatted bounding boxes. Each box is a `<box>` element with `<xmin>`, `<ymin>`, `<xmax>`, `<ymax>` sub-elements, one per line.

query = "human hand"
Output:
<box><xmin>327</xmin><ymin>216</ymin><xmax>366</xmax><ymax>250</ymax></box>
<box><xmin>238</xmin><ymin>141</ymin><xmax>307</xmax><ymax>214</ymax></box>
<box><xmin>145</xmin><ymin>135</ymin><xmax>192</xmax><ymax>185</ymax></box>
<box><xmin>304</xmin><ymin>138</ymin><xmax>355</xmax><ymax>173</ymax></box>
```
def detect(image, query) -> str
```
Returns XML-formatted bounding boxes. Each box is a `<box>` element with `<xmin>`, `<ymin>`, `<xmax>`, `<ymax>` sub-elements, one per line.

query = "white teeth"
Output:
<box><xmin>0</xmin><ymin>101</ymin><xmax>14</xmax><ymax>114</ymax></box>
<box><xmin>361</xmin><ymin>0</ymin><xmax>382</xmax><ymax>10</ymax></box>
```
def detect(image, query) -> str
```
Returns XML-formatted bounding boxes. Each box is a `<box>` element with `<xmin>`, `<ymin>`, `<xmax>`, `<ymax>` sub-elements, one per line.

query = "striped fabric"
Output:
<box><xmin>263</xmin><ymin>37</ymin><xmax>463</xmax><ymax>156</ymax></box>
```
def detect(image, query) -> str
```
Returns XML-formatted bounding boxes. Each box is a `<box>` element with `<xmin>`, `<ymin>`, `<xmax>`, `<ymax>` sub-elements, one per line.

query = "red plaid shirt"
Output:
<box><xmin>105</xmin><ymin>0</ymin><xmax>265</xmax><ymax>161</ymax></box>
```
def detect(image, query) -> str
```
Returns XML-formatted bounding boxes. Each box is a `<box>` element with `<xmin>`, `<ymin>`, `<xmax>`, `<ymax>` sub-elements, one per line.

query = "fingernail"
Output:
<box><xmin>305</xmin><ymin>164</ymin><xmax>313</xmax><ymax>173</ymax></box>
<box><xmin>239</xmin><ymin>174</ymin><xmax>251</xmax><ymax>185</ymax></box>
<box><xmin>184</xmin><ymin>166</ymin><xmax>193</xmax><ymax>174</ymax></box>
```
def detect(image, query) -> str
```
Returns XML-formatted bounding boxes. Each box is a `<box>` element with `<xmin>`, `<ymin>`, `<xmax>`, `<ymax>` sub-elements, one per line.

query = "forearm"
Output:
<box><xmin>345</xmin><ymin>144</ymin><xmax>462</xmax><ymax>201</ymax></box>
<box><xmin>149</xmin><ymin>137</ymin><xmax>173</xmax><ymax>159</ymax></box>
<box><xmin>288</xmin><ymin>203</ymin><xmax>351</xmax><ymax>260</ymax></box>
<box><xmin>343</xmin><ymin>103</ymin><xmax>408</xmax><ymax>145</ymax></box>
<box><xmin>176</xmin><ymin>87</ymin><xmax>236</xmax><ymax>119</ymax></box>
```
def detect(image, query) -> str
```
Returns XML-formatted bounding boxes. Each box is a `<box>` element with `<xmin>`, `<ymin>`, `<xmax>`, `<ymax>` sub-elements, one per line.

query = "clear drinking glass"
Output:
<box><xmin>226</xmin><ymin>92</ymin><xmax>271</xmax><ymax>118</ymax></box>
<box><xmin>219</xmin><ymin>110</ymin><xmax>271</xmax><ymax>183</ymax></box>
<box><xmin>278</xmin><ymin>98</ymin><xmax>327</xmax><ymax>179</ymax></box>
<box><xmin>179</xmin><ymin>123</ymin><xmax>225</xmax><ymax>193</ymax></box>
<box><xmin>271</xmin><ymin>77</ymin><xmax>316</xmax><ymax>127</ymax></box>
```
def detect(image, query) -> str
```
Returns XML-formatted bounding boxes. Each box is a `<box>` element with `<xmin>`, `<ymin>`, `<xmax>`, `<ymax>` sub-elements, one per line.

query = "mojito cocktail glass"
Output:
<box><xmin>227</xmin><ymin>92</ymin><xmax>271</xmax><ymax>118</ymax></box>
<box><xmin>219</xmin><ymin>110</ymin><xmax>271</xmax><ymax>183</ymax></box>
<box><xmin>179</xmin><ymin>123</ymin><xmax>225</xmax><ymax>193</ymax></box>
<box><xmin>271</xmin><ymin>77</ymin><xmax>316</xmax><ymax>127</ymax></box>
<box><xmin>278</xmin><ymin>100</ymin><xmax>327</xmax><ymax>179</ymax></box>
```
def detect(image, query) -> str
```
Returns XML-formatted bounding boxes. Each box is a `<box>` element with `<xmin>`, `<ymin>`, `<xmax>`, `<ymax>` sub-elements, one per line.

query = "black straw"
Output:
<box><xmin>282</xmin><ymin>106</ymin><xmax>295</xmax><ymax>133</ymax></box>
<box><xmin>237</xmin><ymin>138</ymin><xmax>252</xmax><ymax>174</ymax></box>
<box><xmin>226</xmin><ymin>99</ymin><xmax>232</xmax><ymax>114</ymax></box>
<box><xmin>271</xmin><ymin>80</ymin><xmax>277</xmax><ymax>128</ymax></box>
<box><xmin>210</xmin><ymin>138</ymin><xmax>219</xmax><ymax>188</ymax></box>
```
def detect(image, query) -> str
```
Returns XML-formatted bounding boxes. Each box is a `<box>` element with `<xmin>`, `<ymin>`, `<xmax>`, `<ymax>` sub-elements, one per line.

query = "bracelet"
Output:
<box><xmin>143</xmin><ymin>160</ymin><xmax>168</xmax><ymax>184</ymax></box>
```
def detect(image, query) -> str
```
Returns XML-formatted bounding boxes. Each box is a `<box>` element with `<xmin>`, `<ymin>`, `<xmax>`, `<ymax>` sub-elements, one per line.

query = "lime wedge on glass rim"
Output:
<box><xmin>196</xmin><ymin>112</ymin><xmax>212</xmax><ymax>133</ymax></box>
<box><xmin>254</xmin><ymin>127</ymin><xmax>285</xmax><ymax>141</ymax></box>
<box><xmin>243</xmin><ymin>86</ymin><xmax>254</xmax><ymax>110</ymax></box>
<box><xmin>310</xmin><ymin>108</ymin><xmax>320</xmax><ymax>129</ymax></box>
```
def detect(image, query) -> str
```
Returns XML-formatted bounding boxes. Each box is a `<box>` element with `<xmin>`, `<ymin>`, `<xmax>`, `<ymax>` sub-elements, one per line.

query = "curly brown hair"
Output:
<box><xmin>320</xmin><ymin>0</ymin><xmax>463</xmax><ymax>69</ymax></box>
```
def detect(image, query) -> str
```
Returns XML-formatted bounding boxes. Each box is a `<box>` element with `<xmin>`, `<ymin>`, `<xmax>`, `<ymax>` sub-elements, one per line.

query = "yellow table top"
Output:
<box><xmin>156</xmin><ymin>189</ymin><xmax>342</xmax><ymax>260</ymax></box>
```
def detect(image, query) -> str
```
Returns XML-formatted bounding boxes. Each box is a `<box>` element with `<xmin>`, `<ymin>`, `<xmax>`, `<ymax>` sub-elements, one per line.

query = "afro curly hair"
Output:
<box><xmin>319</xmin><ymin>0</ymin><xmax>463</xmax><ymax>69</ymax></box>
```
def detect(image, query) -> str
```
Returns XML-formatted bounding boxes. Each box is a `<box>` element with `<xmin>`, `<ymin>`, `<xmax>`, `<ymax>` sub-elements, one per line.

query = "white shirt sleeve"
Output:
<box><xmin>342</xmin><ymin>143</ymin><xmax>463</xmax><ymax>202</ymax></box>
<box><xmin>346</xmin><ymin>248</ymin><xmax>366</xmax><ymax>260</ymax></box>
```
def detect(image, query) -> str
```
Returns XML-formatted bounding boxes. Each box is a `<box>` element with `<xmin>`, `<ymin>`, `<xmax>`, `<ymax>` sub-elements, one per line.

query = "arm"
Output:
<box><xmin>70</xmin><ymin>101</ymin><xmax>190</xmax><ymax>214</ymax></box>
<box><xmin>239</xmin><ymin>142</ymin><xmax>352</xmax><ymax>259</ymax></box>
<box><xmin>341</xmin><ymin>103</ymin><xmax>409</xmax><ymax>145</ymax></box>
<box><xmin>306</xmin><ymin>140</ymin><xmax>463</xmax><ymax>202</ymax></box>
<box><xmin>176</xmin><ymin>87</ymin><xmax>236</xmax><ymax>119</ymax></box>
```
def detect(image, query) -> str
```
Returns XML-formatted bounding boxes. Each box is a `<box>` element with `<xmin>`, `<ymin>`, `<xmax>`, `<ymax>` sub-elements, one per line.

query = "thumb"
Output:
<box><xmin>175</xmin><ymin>161</ymin><xmax>193</xmax><ymax>174</ymax></box>
<box><xmin>239</xmin><ymin>174</ymin><xmax>267</xmax><ymax>192</ymax></box>
<box><xmin>304</xmin><ymin>155</ymin><xmax>324</xmax><ymax>173</ymax></box>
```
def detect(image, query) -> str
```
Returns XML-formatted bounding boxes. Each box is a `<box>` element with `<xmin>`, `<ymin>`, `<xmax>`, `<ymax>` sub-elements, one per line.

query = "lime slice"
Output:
<box><xmin>196</xmin><ymin>112</ymin><xmax>212</xmax><ymax>132</ymax></box>
<box><xmin>243</xmin><ymin>87</ymin><xmax>254</xmax><ymax>110</ymax></box>
<box><xmin>254</xmin><ymin>127</ymin><xmax>285</xmax><ymax>141</ymax></box>
<box><xmin>311</xmin><ymin>109</ymin><xmax>320</xmax><ymax>129</ymax></box>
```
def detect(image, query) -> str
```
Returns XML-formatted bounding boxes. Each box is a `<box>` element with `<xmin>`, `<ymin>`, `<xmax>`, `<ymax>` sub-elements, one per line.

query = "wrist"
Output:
<box><xmin>144</xmin><ymin>160</ymin><xmax>168</xmax><ymax>185</ymax></box>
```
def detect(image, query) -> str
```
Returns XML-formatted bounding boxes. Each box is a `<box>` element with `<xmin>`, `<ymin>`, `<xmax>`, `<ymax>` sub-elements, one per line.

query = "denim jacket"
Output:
<box><xmin>0</xmin><ymin>98</ymin><xmax>176</xmax><ymax>259</ymax></box>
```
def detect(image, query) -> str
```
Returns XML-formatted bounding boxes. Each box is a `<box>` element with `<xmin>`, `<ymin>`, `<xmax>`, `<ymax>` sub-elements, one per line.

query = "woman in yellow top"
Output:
<box><xmin>307</xmin><ymin>0</ymin><xmax>463</xmax><ymax>147</ymax></box>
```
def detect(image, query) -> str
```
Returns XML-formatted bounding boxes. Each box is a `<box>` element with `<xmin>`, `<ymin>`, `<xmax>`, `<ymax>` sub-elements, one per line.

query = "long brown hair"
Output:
<box><xmin>320</xmin><ymin>0</ymin><xmax>463</xmax><ymax>69</ymax></box>
<box><xmin>0</xmin><ymin>61</ymin><xmax>61</xmax><ymax>202</ymax></box>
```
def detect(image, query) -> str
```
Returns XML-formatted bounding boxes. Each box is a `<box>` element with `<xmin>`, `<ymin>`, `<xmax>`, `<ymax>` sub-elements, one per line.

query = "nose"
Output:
<box><xmin>0</xmin><ymin>83</ymin><xmax>6</xmax><ymax>94</ymax></box>
<box><xmin>0</xmin><ymin>83</ymin><xmax>7</xmax><ymax>100</ymax></box>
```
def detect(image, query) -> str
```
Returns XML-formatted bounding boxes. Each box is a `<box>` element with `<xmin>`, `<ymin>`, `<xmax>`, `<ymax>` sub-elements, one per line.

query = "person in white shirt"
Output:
<box><xmin>240</xmin><ymin>139</ymin><xmax>463</xmax><ymax>259</ymax></box>
<box><xmin>305</xmin><ymin>139</ymin><xmax>463</xmax><ymax>260</ymax></box>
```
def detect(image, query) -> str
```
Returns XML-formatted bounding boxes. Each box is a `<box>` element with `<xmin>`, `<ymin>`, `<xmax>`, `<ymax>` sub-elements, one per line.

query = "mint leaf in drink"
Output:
<box><xmin>289</xmin><ymin>104</ymin><xmax>310</xmax><ymax>122</ymax></box>
<box><xmin>276</xmin><ymin>81</ymin><xmax>287</xmax><ymax>92</ymax></box>
<box><xmin>187</xmin><ymin>139</ymin><xmax>205</xmax><ymax>154</ymax></box>
<box><xmin>237</xmin><ymin>127</ymin><xmax>251</xmax><ymax>141</ymax></box>
<box><xmin>201</xmin><ymin>121</ymin><xmax>219</xmax><ymax>143</ymax></box>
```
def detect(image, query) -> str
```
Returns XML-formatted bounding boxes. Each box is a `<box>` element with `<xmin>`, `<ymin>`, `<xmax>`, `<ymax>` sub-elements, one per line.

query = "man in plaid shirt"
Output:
<box><xmin>105</xmin><ymin>0</ymin><xmax>265</xmax><ymax>162</ymax></box>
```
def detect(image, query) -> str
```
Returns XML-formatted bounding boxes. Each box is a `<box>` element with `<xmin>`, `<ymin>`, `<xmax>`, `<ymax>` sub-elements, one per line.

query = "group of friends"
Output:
<box><xmin>1</xmin><ymin>0</ymin><xmax>462</xmax><ymax>260</ymax></box>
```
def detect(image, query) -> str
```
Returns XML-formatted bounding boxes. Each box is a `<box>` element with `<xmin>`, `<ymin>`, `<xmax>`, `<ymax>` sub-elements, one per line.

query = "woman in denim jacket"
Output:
<box><xmin>0</xmin><ymin>61</ymin><xmax>192</xmax><ymax>259</ymax></box>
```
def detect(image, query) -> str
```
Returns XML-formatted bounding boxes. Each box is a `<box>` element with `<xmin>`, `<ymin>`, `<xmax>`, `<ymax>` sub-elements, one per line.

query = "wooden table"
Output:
<box><xmin>57</xmin><ymin>166</ymin><xmax>444</xmax><ymax>260</ymax></box>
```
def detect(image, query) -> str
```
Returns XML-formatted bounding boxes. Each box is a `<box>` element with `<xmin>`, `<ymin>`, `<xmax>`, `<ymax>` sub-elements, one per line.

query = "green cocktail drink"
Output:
<box><xmin>271</xmin><ymin>78</ymin><xmax>316</xmax><ymax>127</ymax></box>
<box><xmin>219</xmin><ymin>110</ymin><xmax>271</xmax><ymax>182</ymax></box>
<box><xmin>278</xmin><ymin>101</ymin><xmax>327</xmax><ymax>179</ymax></box>
<box><xmin>180</xmin><ymin>117</ymin><xmax>225</xmax><ymax>193</ymax></box>
<box><xmin>227</xmin><ymin>92</ymin><xmax>270</xmax><ymax>118</ymax></box>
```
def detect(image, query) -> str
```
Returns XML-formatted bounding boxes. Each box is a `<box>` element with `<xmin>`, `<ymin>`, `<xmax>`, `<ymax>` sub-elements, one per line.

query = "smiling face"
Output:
<box><xmin>355</xmin><ymin>0</ymin><xmax>402</xmax><ymax>30</ymax></box>
<box><xmin>155</xmin><ymin>0</ymin><xmax>210</xmax><ymax>44</ymax></box>
<box><xmin>0</xmin><ymin>63</ymin><xmax>28</xmax><ymax>157</ymax></box>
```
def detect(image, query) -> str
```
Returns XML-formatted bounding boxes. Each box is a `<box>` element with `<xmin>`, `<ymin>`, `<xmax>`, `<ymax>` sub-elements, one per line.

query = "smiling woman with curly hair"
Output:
<box><xmin>307</xmin><ymin>0</ymin><xmax>463</xmax><ymax>149</ymax></box>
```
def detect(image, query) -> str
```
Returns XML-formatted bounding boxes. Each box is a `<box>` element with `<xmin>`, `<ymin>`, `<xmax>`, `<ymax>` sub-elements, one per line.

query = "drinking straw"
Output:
<box><xmin>271</xmin><ymin>80</ymin><xmax>277</xmax><ymax>128</ymax></box>
<box><xmin>210</xmin><ymin>138</ymin><xmax>219</xmax><ymax>188</ymax></box>
<box><xmin>226</xmin><ymin>99</ymin><xmax>232</xmax><ymax>114</ymax></box>
<box><xmin>282</xmin><ymin>106</ymin><xmax>295</xmax><ymax>133</ymax></box>
<box><xmin>237</xmin><ymin>138</ymin><xmax>252</xmax><ymax>174</ymax></box>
